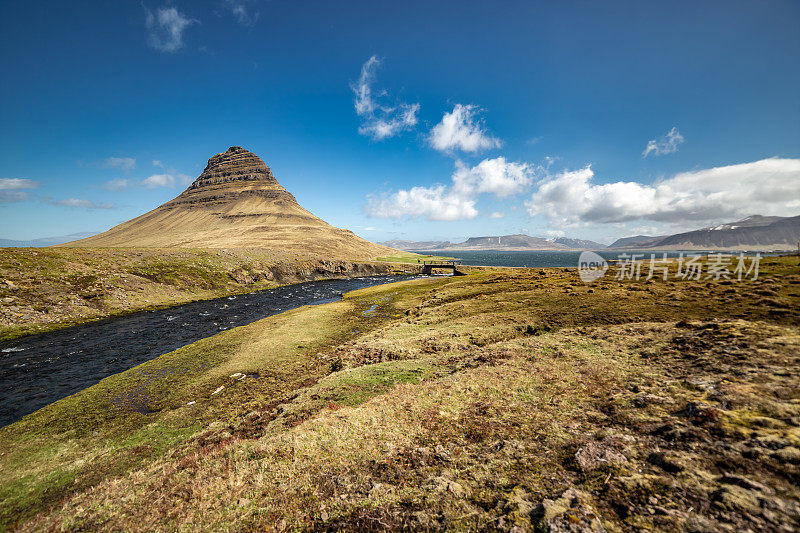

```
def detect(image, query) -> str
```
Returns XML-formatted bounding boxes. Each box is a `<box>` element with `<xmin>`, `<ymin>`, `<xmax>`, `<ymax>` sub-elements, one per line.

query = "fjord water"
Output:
<box><xmin>0</xmin><ymin>275</ymin><xmax>419</xmax><ymax>428</ymax></box>
<box><xmin>418</xmin><ymin>250</ymin><xmax>760</xmax><ymax>268</ymax></box>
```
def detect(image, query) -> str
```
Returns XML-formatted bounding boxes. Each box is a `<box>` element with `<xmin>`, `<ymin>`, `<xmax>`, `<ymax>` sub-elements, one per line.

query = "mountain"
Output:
<box><xmin>608</xmin><ymin>215</ymin><xmax>800</xmax><ymax>251</ymax></box>
<box><xmin>454</xmin><ymin>234</ymin><xmax>567</xmax><ymax>250</ymax></box>
<box><xmin>382</xmin><ymin>235</ymin><xmax>587</xmax><ymax>251</ymax></box>
<box><xmin>0</xmin><ymin>232</ymin><xmax>98</xmax><ymax>248</ymax></box>
<box><xmin>650</xmin><ymin>215</ymin><xmax>800</xmax><ymax>251</ymax></box>
<box><xmin>388</xmin><ymin>234</ymin><xmax>568</xmax><ymax>251</ymax></box>
<box><xmin>63</xmin><ymin>147</ymin><xmax>394</xmax><ymax>258</ymax></box>
<box><xmin>379</xmin><ymin>239</ymin><xmax>451</xmax><ymax>251</ymax></box>
<box><xmin>552</xmin><ymin>237</ymin><xmax>606</xmax><ymax>249</ymax></box>
<box><xmin>699</xmin><ymin>215</ymin><xmax>785</xmax><ymax>231</ymax></box>
<box><xmin>607</xmin><ymin>235</ymin><xmax>667</xmax><ymax>248</ymax></box>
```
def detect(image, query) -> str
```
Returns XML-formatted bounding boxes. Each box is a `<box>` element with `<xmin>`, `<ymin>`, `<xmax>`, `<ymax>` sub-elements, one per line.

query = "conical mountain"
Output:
<box><xmin>66</xmin><ymin>146</ymin><xmax>394</xmax><ymax>258</ymax></box>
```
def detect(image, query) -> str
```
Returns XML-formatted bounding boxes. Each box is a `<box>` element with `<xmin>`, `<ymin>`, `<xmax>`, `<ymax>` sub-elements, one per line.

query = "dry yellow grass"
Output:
<box><xmin>3</xmin><ymin>257</ymin><xmax>800</xmax><ymax>531</ymax></box>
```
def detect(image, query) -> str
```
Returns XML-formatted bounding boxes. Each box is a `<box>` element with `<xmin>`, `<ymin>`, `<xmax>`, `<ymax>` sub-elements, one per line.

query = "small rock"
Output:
<box><xmin>187</xmin><ymin>401</ymin><xmax>196</xmax><ymax>405</ymax></box>
<box><xmin>434</xmin><ymin>444</ymin><xmax>451</xmax><ymax>462</ymax></box>
<box><xmin>534</xmin><ymin>488</ymin><xmax>606</xmax><ymax>532</ymax></box>
<box><xmin>647</xmin><ymin>451</ymin><xmax>685</xmax><ymax>474</ymax></box>
<box><xmin>685</xmin><ymin>401</ymin><xmax>720</xmax><ymax>424</ymax></box>
<box><xmin>634</xmin><ymin>393</ymin><xmax>674</xmax><ymax>408</ymax></box>
<box><xmin>448</xmin><ymin>481</ymin><xmax>466</xmax><ymax>498</ymax></box>
<box><xmin>719</xmin><ymin>473</ymin><xmax>773</xmax><ymax>494</ymax></box>
<box><xmin>211</xmin><ymin>386</ymin><xmax>224</xmax><ymax>395</ymax></box>
<box><xmin>575</xmin><ymin>442</ymin><xmax>627</xmax><ymax>472</ymax></box>
<box><xmin>771</xmin><ymin>446</ymin><xmax>800</xmax><ymax>464</ymax></box>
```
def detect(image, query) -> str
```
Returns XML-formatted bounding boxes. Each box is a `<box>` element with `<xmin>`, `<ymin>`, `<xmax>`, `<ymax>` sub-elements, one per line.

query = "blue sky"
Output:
<box><xmin>1</xmin><ymin>0</ymin><xmax>799</xmax><ymax>244</ymax></box>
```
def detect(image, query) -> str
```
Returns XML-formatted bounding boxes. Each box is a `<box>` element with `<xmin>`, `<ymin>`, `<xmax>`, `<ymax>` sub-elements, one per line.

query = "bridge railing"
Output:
<box><xmin>421</xmin><ymin>259</ymin><xmax>462</xmax><ymax>265</ymax></box>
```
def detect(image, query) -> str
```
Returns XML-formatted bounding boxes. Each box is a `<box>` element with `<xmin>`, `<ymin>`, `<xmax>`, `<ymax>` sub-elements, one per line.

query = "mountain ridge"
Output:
<box><xmin>63</xmin><ymin>147</ymin><xmax>395</xmax><ymax>258</ymax></box>
<box><xmin>609</xmin><ymin>215</ymin><xmax>800</xmax><ymax>251</ymax></box>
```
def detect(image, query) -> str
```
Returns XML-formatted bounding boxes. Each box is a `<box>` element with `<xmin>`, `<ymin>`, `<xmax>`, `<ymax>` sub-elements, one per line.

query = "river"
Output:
<box><xmin>0</xmin><ymin>274</ymin><xmax>422</xmax><ymax>428</ymax></box>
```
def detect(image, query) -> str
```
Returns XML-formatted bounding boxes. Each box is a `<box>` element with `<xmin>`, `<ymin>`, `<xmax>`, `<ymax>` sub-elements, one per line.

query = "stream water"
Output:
<box><xmin>0</xmin><ymin>274</ymin><xmax>422</xmax><ymax>428</ymax></box>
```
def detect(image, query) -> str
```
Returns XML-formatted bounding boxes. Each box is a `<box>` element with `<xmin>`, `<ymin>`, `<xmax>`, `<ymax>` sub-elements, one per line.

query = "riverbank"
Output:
<box><xmin>0</xmin><ymin>247</ymin><xmax>425</xmax><ymax>341</ymax></box>
<box><xmin>2</xmin><ymin>256</ymin><xmax>799</xmax><ymax>530</ymax></box>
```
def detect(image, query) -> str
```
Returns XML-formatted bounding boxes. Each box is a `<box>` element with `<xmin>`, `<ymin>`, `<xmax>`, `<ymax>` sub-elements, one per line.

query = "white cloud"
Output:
<box><xmin>103</xmin><ymin>178</ymin><xmax>129</xmax><ymax>191</ymax></box>
<box><xmin>51</xmin><ymin>198</ymin><xmax>115</xmax><ymax>209</ymax></box>
<box><xmin>0</xmin><ymin>178</ymin><xmax>39</xmax><ymax>190</ymax></box>
<box><xmin>145</xmin><ymin>6</ymin><xmax>196</xmax><ymax>53</ymax></box>
<box><xmin>526</xmin><ymin>157</ymin><xmax>800</xmax><ymax>228</ymax></box>
<box><xmin>366</xmin><ymin>157</ymin><xmax>534</xmax><ymax>221</ymax></box>
<box><xmin>102</xmin><ymin>157</ymin><xmax>136</xmax><ymax>172</ymax></box>
<box><xmin>351</xmin><ymin>56</ymin><xmax>419</xmax><ymax>140</ymax></box>
<box><xmin>428</xmin><ymin>104</ymin><xmax>501</xmax><ymax>153</ymax></box>
<box><xmin>489</xmin><ymin>212</ymin><xmax>505</xmax><ymax>219</ymax></box>
<box><xmin>452</xmin><ymin>157</ymin><xmax>532</xmax><ymax>198</ymax></box>
<box><xmin>0</xmin><ymin>178</ymin><xmax>39</xmax><ymax>203</ymax></box>
<box><xmin>366</xmin><ymin>184</ymin><xmax>477</xmax><ymax>221</ymax></box>
<box><xmin>152</xmin><ymin>159</ymin><xmax>164</xmax><ymax>168</ymax></box>
<box><xmin>642</xmin><ymin>127</ymin><xmax>684</xmax><ymax>157</ymax></box>
<box><xmin>223</xmin><ymin>0</ymin><xmax>259</xmax><ymax>26</ymax></box>
<box><xmin>141</xmin><ymin>173</ymin><xmax>193</xmax><ymax>189</ymax></box>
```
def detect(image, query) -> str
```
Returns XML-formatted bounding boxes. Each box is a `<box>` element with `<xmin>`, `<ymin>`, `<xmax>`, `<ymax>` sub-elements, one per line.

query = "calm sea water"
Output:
<box><xmin>411</xmin><ymin>250</ymin><xmax>766</xmax><ymax>268</ymax></box>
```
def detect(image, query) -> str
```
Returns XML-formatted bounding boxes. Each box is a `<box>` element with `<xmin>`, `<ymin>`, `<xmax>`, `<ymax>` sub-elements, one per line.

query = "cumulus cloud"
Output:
<box><xmin>145</xmin><ymin>6</ymin><xmax>196</xmax><ymax>53</ymax></box>
<box><xmin>351</xmin><ymin>56</ymin><xmax>419</xmax><ymax>140</ymax></box>
<box><xmin>0</xmin><ymin>178</ymin><xmax>40</xmax><ymax>203</ymax></box>
<box><xmin>452</xmin><ymin>157</ymin><xmax>532</xmax><ymax>198</ymax></box>
<box><xmin>367</xmin><ymin>184</ymin><xmax>477</xmax><ymax>221</ymax></box>
<box><xmin>489</xmin><ymin>212</ymin><xmax>505</xmax><ymax>219</ymax></box>
<box><xmin>102</xmin><ymin>157</ymin><xmax>136</xmax><ymax>172</ymax></box>
<box><xmin>50</xmin><ymin>198</ymin><xmax>115</xmax><ymax>209</ymax></box>
<box><xmin>366</xmin><ymin>157</ymin><xmax>534</xmax><ymax>221</ymax></box>
<box><xmin>526</xmin><ymin>157</ymin><xmax>800</xmax><ymax>228</ymax></box>
<box><xmin>224</xmin><ymin>0</ymin><xmax>259</xmax><ymax>26</ymax></box>
<box><xmin>428</xmin><ymin>104</ymin><xmax>501</xmax><ymax>153</ymax></box>
<box><xmin>642</xmin><ymin>127</ymin><xmax>684</xmax><ymax>157</ymax></box>
<box><xmin>141</xmin><ymin>173</ymin><xmax>193</xmax><ymax>189</ymax></box>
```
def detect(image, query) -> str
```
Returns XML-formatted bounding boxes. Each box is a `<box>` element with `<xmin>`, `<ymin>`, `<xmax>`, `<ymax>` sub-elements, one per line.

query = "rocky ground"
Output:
<box><xmin>0</xmin><ymin>247</ymin><xmax>416</xmax><ymax>340</ymax></box>
<box><xmin>1</xmin><ymin>256</ymin><xmax>799</xmax><ymax>531</ymax></box>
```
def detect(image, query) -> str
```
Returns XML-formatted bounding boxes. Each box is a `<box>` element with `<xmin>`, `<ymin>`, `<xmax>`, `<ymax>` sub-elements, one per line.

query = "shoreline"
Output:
<box><xmin>0</xmin><ymin>247</ymin><xmax>424</xmax><ymax>342</ymax></box>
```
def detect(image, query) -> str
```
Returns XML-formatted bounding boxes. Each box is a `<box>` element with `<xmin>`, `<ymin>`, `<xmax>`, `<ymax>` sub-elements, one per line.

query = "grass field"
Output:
<box><xmin>2</xmin><ymin>256</ymin><xmax>799</xmax><ymax>530</ymax></box>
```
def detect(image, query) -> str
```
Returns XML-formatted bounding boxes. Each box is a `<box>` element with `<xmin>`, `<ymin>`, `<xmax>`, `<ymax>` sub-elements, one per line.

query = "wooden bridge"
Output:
<box><xmin>420</xmin><ymin>259</ymin><xmax>466</xmax><ymax>276</ymax></box>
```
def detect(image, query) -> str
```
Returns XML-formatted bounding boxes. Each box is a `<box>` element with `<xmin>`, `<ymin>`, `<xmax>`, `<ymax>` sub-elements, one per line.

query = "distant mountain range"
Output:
<box><xmin>552</xmin><ymin>237</ymin><xmax>607</xmax><ymax>249</ymax></box>
<box><xmin>607</xmin><ymin>235</ymin><xmax>667</xmax><ymax>248</ymax></box>
<box><xmin>382</xmin><ymin>215</ymin><xmax>800</xmax><ymax>253</ymax></box>
<box><xmin>381</xmin><ymin>234</ymin><xmax>592</xmax><ymax>251</ymax></box>
<box><xmin>0</xmin><ymin>232</ymin><xmax>98</xmax><ymax>248</ymax></box>
<box><xmin>625</xmin><ymin>215</ymin><xmax>800</xmax><ymax>251</ymax></box>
